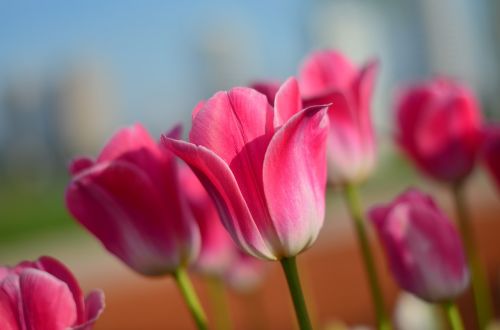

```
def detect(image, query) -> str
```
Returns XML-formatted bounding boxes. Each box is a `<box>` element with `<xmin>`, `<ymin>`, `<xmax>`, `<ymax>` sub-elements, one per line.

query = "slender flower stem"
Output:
<box><xmin>451</xmin><ymin>181</ymin><xmax>492</xmax><ymax>330</ymax></box>
<box><xmin>280</xmin><ymin>257</ymin><xmax>313</xmax><ymax>330</ymax></box>
<box><xmin>343</xmin><ymin>183</ymin><xmax>391</xmax><ymax>330</ymax></box>
<box><xmin>207</xmin><ymin>276</ymin><xmax>232</xmax><ymax>330</ymax></box>
<box><xmin>173</xmin><ymin>268</ymin><xmax>208</xmax><ymax>330</ymax></box>
<box><xmin>442</xmin><ymin>301</ymin><xmax>465</xmax><ymax>330</ymax></box>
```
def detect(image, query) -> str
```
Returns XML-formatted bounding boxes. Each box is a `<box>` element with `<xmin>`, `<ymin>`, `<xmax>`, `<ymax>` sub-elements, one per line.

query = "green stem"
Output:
<box><xmin>442</xmin><ymin>301</ymin><xmax>464</xmax><ymax>330</ymax></box>
<box><xmin>280</xmin><ymin>257</ymin><xmax>313</xmax><ymax>330</ymax></box>
<box><xmin>343</xmin><ymin>183</ymin><xmax>391</xmax><ymax>330</ymax></box>
<box><xmin>173</xmin><ymin>268</ymin><xmax>208</xmax><ymax>330</ymax></box>
<box><xmin>451</xmin><ymin>182</ymin><xmax>492</xmax><ymax>330</ymax></box>
<box><xmin>207</xmin><ymin>276</ymin><xmax>232</xmax><ymax>330</ymax></box>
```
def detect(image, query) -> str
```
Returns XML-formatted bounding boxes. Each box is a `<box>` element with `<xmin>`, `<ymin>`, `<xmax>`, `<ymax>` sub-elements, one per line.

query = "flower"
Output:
<box><xmin>298</xmin><ymin>49</ymin><xmax>379</xmax><ymax>185</ymax></box>
<box><xmin>162</xmin><ymin>77</ymin><xmax>330</xmax><ymax>260</ymax></box>
<box><xmin>395</xmin><ymin>78</ymin><xmax>483</xmax><ymax>183</ymax></box>
<box><xmin>482</xmin><ymin>125</ymin><xmax>500</xmax><ymax>193</ymax></box>
<box><xmin>0</xmin><ymin>256</ymin><xmax>104</xmax><ymax>330</ymax></box>
<box><xmin>66</xmin><ymin>124</ymin><xmax>200</xmax><ymax>276</ymax></box>
<box><xmin>369</xmin><ymin>189</ymin><xmax>469</xmax><ymax>302</ymax></box>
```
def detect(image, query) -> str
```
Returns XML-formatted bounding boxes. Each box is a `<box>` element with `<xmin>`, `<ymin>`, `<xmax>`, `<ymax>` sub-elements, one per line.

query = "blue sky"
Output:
<box><xmin>0</xmin><ymin>1</ymin><xmax>310</xmax><ymax>133</ymax></box>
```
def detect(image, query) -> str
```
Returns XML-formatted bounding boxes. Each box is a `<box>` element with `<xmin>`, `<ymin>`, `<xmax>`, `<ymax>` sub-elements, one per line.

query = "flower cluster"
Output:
<box><xmin>6</xmin><ymin>48</ymin><xmax>499</xmax><ymax>330</ymax></box>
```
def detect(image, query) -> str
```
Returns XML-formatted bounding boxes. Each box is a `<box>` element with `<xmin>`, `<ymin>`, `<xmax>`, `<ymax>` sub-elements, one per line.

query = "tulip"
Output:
<box><xmin>369</xmin><ymin>189</ymin><xmax>469</xmax><ymax>302</ymax></box>
<box><xmin>66</xmin><ymin>124</ymin><xmax>207</xmax><ymax>329</ymax></box>
<box><xmin>0</xmin><ymin>256</ymin><xmax>104</xmax><ymax>330</ymax></box>
<box><xmin>298</xmin><ymin>49</ymin><xmax>378</xmax><ymax>185</ymax></box>
<box><xmin>163</xmin><ymin>77</ymin><xmax>329</xmax><ymax>330</ymax></box>
<box><xmin>482</xmin><ymin>125</ymin><xmax>500</xmax><ymax>193</ymax></box>
<box><xmin>66</xmin><ymin>124</ymin><xmax>200</xmax><ymax>276</ymax></box>
<box><xmin>395</xmin><ymin>78</ymin><xmax>492</xmax><ymax>329</ymax></box>
<box><xmin>298</xmin><ymin>50</ymin><xmax>390</xmax><ymax>330</ymax></box>
<box><xmin>395</xmin><ymin>78</ymin><xmax>483</xmax><ymax>183</ymax></box>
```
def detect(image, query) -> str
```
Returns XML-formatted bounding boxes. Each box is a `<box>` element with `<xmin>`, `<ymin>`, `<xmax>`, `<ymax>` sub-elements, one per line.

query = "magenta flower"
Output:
<box><xmin>482</xmin><ymin>125</ymin><xmax>500</xmax><ymax>193</ymax></box>
<box><xmin>369</xmin><ymin>189</ymin><xmax>469</xmax><ymax>302</ymax></box>
<box><xmin>162</xmin><ymin>78</ymin><xmax>329</xmax><ymax>260</ymax></box>
<box><xmin>66</xmin><ymin>124</ymin><xmax>200</xmax><ymax>276</ymax></box>
<box><xmin>298</xmin><ymin>49</ymin><xmax>379</xmax><ymax>185</ymax></box>
<box><xmin>395</xmin><ymin>78</ymin><xmax>483</xmax><ymax>183</ymax></box>
<box><xmin>0</xmin><ymin>256</ymin><xmax>104</xmax><ymax>330</ymax></box>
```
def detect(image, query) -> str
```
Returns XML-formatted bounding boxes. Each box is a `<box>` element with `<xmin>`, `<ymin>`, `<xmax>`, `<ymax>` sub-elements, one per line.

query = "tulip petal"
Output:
<box><xmin>66</xmin><ymin>160</ymin><xmax>186</xmax><ymax>275</ymax></box>
<box><xmin>262</xmin><ymin>105</ymin><xmax>329</xmax><ymax>257</ymax></box>
<box><xmin>72</xmin><ymin>290</ymin><xmax>105</xmax><ymax>330</ymax></box>
<box><xmin>249</xmin><ymin>81</ymin><xmax>281</xmax><ymax>106</ymax></box>
<box><xmin>20</xmin><ymin>269</ymin><xmax>77</xmax><ymax>330</ymax></box>
<box><xmin>97</xmin><ymin>123</ymin><xmax>158</xmax><ymax>163</ymax></box>
<box><xmin>69</xmin><ymin>157</ymin><xmax>95</xmax><ymax>176</ymax></box>
<box><xmin>35</xmin><ymin>256</ymin><xmax>86</xmax><ymax>324</ymax></box>
<box><xmin>299</xmin><ymin>50</ymin><xmax>356</xmax><ymax>97</ymax></box>
<box><xmin>0</xmin><ymin>275</ymin><xmax>21</xmax><ymax>330</ymax></box>
<box><xmin>273</xmin><ymin>78</ymin><xmax>302</xmax><ymax>127</ymax></box>
<box><xmin>352</xmin><ymin>59</ymin><xmax>378</xmax><ymax>134</ymax></box>
<box><xmin>190</xmin><ymin>87</ymin><xmax>279</xmax><ymax>248</ymax></box>
<box><xmin>162</xmin><ymin>137</ymin><xmax>275</xmax><ymax>260</ymax></box>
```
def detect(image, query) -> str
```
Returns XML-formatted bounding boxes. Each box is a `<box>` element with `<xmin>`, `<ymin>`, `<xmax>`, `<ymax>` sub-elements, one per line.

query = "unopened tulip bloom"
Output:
<box><xmin>369</xmin><ymin>189</ymin><xmax>469</xmax><ymax>302</ymax></box>
<box><xmin>298</xmin><ymin>50</ymin><xmax>379</xmax><ymax>185</ymax></box>
<box><xmin>66</xmin><ymin>124</ymin><xmax>208</xmax><ymax>329</ymax></box>
<box><xmin>0</xmin><ymin>256</ymin><xmax>104</xmax><ymax>330</ymax></box>
<box><xmin>395</xmin><ymin>78</ymin><xmax>483</xmax><ymax>183</ymax></box>
<box><xmin>163</xmin><ymin>77</ymin><xmax>329</xmax><ymax>330</ymax></box>
<box><xmin>163</xmin><ymin>78</ymin><xmax>328</xmax><ymax>260</ymax></box>
<box><xmin>66</xmin><ymin>124</ymin><xmax>200</xmax><ymax>276</ymax></box>
<box><xmin>482</xmin><ymin>125</ymin><xmax>500</xmax><ymax>193</ymax></box>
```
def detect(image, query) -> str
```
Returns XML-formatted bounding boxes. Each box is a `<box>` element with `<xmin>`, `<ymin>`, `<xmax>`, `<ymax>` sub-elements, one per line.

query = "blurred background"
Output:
<box><xmin>1</xmin><ymin>0</ymin><xmax>500</xmax><ymax>329</ymax></box>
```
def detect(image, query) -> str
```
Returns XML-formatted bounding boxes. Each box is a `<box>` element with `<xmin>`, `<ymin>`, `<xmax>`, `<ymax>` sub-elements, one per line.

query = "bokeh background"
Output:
<box><xmin>1</xmin><ymin>1</ymin><xmax>500</xmax><ymax>329</ymax></box>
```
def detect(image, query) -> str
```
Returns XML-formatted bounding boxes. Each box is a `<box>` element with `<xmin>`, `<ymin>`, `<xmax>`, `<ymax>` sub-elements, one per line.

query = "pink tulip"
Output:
<box><xmin>0</xmin><ymin>256</ymin><xmax>104</xmax><ymax>330</ymax></box>
<box><xmin>482</xmin><ymin>125</ymin><xmax>500</xmax><ymax>193</ymax></box>
<box><xmin>395</xmin><ymin>78</ymin><xmax>483</xmax><ymax>183</ymax></box>
<box><xmin>66</xmin><ymin>124</ymin><xmax>200</xmax><ymax>276</ymax></box>
<box><xmin>369</xmin><ymin>189</ymin><xmax>469</xmax><ymax>302</ymax></box>
<box><xmin>298</xmin><ymin>50</ymin><xmax>379</xmax><ymax>185</ymax></box>
<box><xmin>223</xmin><ymin>249</ymin><xmax>268</xmax><ymax>292</ymax></box>
<box><xmin>162</xmin><ymin>77</ymin><xmax>330</xmax><ymax>260</ymax></box>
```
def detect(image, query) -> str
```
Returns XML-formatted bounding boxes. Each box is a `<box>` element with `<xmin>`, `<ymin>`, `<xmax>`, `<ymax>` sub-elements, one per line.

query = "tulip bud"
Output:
<box><xmin>298</xmin><ymin>50</ymin><xmax>379</xmax><ymax>185</ymax></box>
<box><xmin>66</xmin><ymin>124</ymin><xmax>200</xmax><ymax>276</ymax></box>
<box><xmin>163</xmin><ymin>78</ymin><xmax>329</xmax><ymax>260</ymax></box>
<box><xmin>395</xmin><ymin>78</ymin><xmax>483</xmax><ymax>183</ymax></box>
<box><xmin>0</xmin><ymin>256</ymin><xmax>104</xmax><ymax>330</ymax></box>
<box><xmin>369</xmin><ymin>189</ymin><xmax>469</xmax><ymax>302</ymax></box>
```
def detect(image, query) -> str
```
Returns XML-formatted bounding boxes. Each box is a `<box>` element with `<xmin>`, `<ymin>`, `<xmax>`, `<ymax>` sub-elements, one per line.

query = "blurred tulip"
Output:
<box><xmin>66</xmin><ymin>124</ymin><xmax>200</xmax><ymax>276</ymax></box>
<box><xmin>0</xmin><ymin>256</ymin><xmax>104</xmax><ymax>330</ymax></box>
<box><xmin>393</xmin><ymin>293</ymin><xmax>442</xmax><ymax>330</ymax></box>
<box><xmin>482</xmin><ymin>125</ymin><xmax>500</xmax><ymax>193</ymax></box>
<box><xmin>395</xmin><ymin>78</ymin><xmax>483</xmax><ymax>183</ymax></box>
<box><xmin>298</xmin><ymin>50</ymin><xmax>378</xmax><ymax>185</ymax></box>
<box><xmin>369</xmin><ymin>189</ymin><xmax>469</xmax><ymax>302</ymax></box>
<box><xmin>162</xmin><ymin>77</ymin><xmax>329</xmax><ymax>260</ymax></box>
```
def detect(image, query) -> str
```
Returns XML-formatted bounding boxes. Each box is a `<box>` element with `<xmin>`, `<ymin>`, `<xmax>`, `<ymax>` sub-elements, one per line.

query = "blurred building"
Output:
<box><xmin>0</xmin><ymin>60</ymin><xmax>117</xmax><ymax>178</ymax></box>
